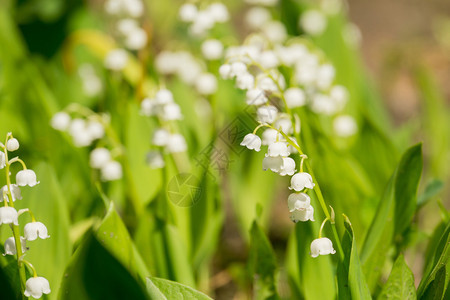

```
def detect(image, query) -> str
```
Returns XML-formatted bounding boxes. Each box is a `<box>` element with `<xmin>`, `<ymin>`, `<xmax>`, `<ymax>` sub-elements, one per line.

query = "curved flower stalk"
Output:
<box><xmin>220</xmin><ymin>12</ymin><xmax>349</xmax><ymax>257</ymax></box>
<box><xmin>0</xmin><ymin>132</ymin><xmax>51</xmax><ymax>298</ymax></box>
<box><xmin>51</xmin><ymin>104</ymin><xmax>124</xmax><ymax>182</ymax></box>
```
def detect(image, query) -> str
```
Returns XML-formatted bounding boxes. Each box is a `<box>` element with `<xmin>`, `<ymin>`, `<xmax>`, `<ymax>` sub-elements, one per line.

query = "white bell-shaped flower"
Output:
<box><xmin>89</xmin><ymin>148</ymin><xmax>111</xmax><ymax>169</ymax></box>
<box><xmin>299</xmin><ymin>10</ymin><xmax>327</xmax><ymax>36</ymax></box>
<box><xmin>166</xmin><ymin>134</ymin><xmax>187</xmax><ymax>153</ymax></box>
<box><xmin>245</xmin><ymin>7</ymin><xmax>271</xmax><ymax>30</ymax></box>
<box><xmin>6</xmin><ymin>138</ymin><xmax>19</xmax><ymax>151</ymax></box>
<box><xmin>287</xmin><ymin>193</ymin><xmax>311</xmax><ymax>212</ymax></box>
<box><xmin>125</xmin><ymin>27</ymin><xmax>147</xmax><ymax>50</ymax></box>
<box><xmin>262</xmin><ymin>156</ymin><xmax>284</xmax><ymax>172</ymax></box>
<box><xmin>290</xmin><ymin>204</ymin><xmax>315</xmax><ymax>222</ymax></box>
<box><xmin>287</xmin><ymin>137</ymin><xmax>299</xmax><ymax>154</ymax></box>
<box><xmin>146</xmin><ymin>151</ymin><xmax>165</xmax><ymax>169</ymax></box>
<box><xmin>274</xmin><ymin>117</ymin><xmax>293</xmax><ymax>134</ymax></box>
<box><xmin>208</xmin><ymin>3</ymin><xmax>229</xmax><ymax>23</ymax></box>
<box><xmin>246</xmin><ymin>89</ymin><xmax>268</xmax><ymax>106</ymax></box>
<box><xmin>3</xmin><ymin>236</ymin><xmax>27</xmax><ymax>256</ymax></box>
<box><xmin>104</xmin><ymin>49</ymin><xmax>128</xmax><ymax>71</ymax></box>
<box><xmin>16</xmin><ymin>169</ymin><xmax>39</xmax><ymax>187</ymax></box>
<box><xmin>236</xmin><ymin>72</ymin><xmax>254</xmax><ymax>90</ymax></box>
<box><xmin>1</xmin><ymin>184</ymin><xmax>22</xmax><ymax>202</ymax></box>
<box><xmin>50</xmin><ymin>112</ymin><xmax>71</xmax><ymax>131</ymax></box>
<box><xmin>86</xmin><ymin>120</ymin><xmax>105</xmax><ymax>140</ymax></box>
<box><xmin>290</xmin><ymin>172</ymin><xmax>315</xmax><ymax>191</ymax></box>
<box><xmin>152</xmin><ymin>129</ymin><xmax>171</xmax><ymax>146</ymax></box>
<box><xmin>100</xmin><ymin>161</ymin><xmax>123</xmax><ymax>181</ymax></box>
<box><xmin>0</xmin><ymin>152</ymin><xmax>5</xmax><ymax>169</ymax></box>
<box><xmin>279</xmin><ymin>157</ymin><xmax>296</xmax><ymax>176</ymax></box>
<box><xmin>24</xmin><ymin>276</ymin><xmax>51</xmax><ymax>299</ymax></box>
<box><xmin>240</xmin><ymin>134</ymin><xmax>261</xmax><ymax>152</ymax></box>
<box><xmin>201</xmin><ymin>39</ymin><xmax>223</xmax><ymax>60</ymax></box>
<box><xmin>284</xmin><ymin>87</ymin><xmax>306</xmax><ymax>108</ymax></box>
<box><xmin>0</xmin><ymin>207</ymin><xmax>19</xmax><ymax>225</ymax></box>
<box><xmin>219</xmin><ymin>64</ymin><xmax>232</xmax><ymax>79</ymax></box>
<box><xmin>24</xmin><ymin>222</ymin><xmax>50</xmax><ymax>241</ymax></box>
<box><xmin>257</xmin><ymin>105</ymin><xmax>278</xmax><ymax>124</ymax></box>
<box><xmin>266</xmin><ymin>141</ymin><xmax>290</xmax><ymax>157</ymax></box>
<box><xmin>261</xmin><ymin>129</ymin><xmax>281</xmax><ymax>146</ymax></box>
<box><xmin>310</xmin><ymin>237</ymin><xmax>336</xmax><ymax>258</ymax></box>
<box><xmin>330</xmin><ymin>85</ymin><xmax>348</xmax><ymax>109</ymax></box>
<box><xmin>230</xmin><ymin>62</ymin><xmax>247</xmax><ymax>78</ymax></box>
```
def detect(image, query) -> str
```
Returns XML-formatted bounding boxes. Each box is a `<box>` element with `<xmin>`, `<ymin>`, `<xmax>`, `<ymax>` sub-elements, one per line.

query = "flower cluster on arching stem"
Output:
<box><xmin>0</xmin><ymin>133</ymin><xmax>51</xmax><ymax>299</ymax></box>
<box><xmin>222</xmin><ymin>1</ymin><xmax>343</xmax><ymax>258</ymax></box>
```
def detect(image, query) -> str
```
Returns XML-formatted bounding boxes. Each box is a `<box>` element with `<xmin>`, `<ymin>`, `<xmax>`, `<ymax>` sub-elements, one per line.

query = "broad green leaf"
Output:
<box><xmin>361</xmin><ymin>144</ymin><xmax>423</xmax><ymax>289</ymax></box>
<box><xmin>248</xmin><ymin>220</ymin><xmax>279</xmax><ymax>300</ymax></box>
<box><xmin>20</xmin><ymin>163</ymin><xmax>71</xmax><ymax>300</ymax></box>
<box><xmin>146</xmin><ymin>277</ymin><xmax>212</xmax><ymax>300</ymax></box>
<box><xmin>0</xmin><ymin>245</ymin><xmax>22</xmax><ymax>300</ymax></box>
<box><xmin>377</xmin><ymin>254</ymin><xmax>416</xmax><ymax>300</ymax></box>
<box><xmin>417</xmin><ymin>222</ymin><xmax>450</xmax><ymax>300</ymax></box>
<box><xmin>394</xmin><ymin>144</ymin><xmax>422</xmax><ymax>236</ymax></box>
<box><xmin>95</xmin><ymin>202</ymin><xmax>149</xmax><ymax>281</ymax></box>
<box><xmin>338</xmin><ymin>215</ymin><xmax>372</xmax><ymax>300</ymax></box>
<box><xmin>59</xmin><ymin>232</ymin><xmax>149</xmax><ymax>300</ymax></box>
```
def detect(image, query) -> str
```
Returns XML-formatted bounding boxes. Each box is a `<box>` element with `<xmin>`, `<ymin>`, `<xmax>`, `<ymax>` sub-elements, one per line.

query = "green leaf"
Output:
<box><xmin>59</xmin><ymin>232</ymin><xmax>149</xmax><ymax>300</ymax></box>
<box><xmin>394</xmin><ymin>144</ymin><xmax>423</xmax><ymax>236</ymax></box>
<box><xmin>361</xmin><ymin>144</ymin><xmax>423</xmax><ymax>289</ymax></box>
<box><xmin>95</xmin><ymin>202</ymin><xmax>149</xmax><ymax>280</ymax></box>
<box><xmin>146</xmin><ymin>277</ymin><xmax>212</xmax><ymax>300</ymax></box>
<box><xmin>417</xmin><ymin>222</ymin><xmax>450</xmax><ymax>300</ymax></box>
<box><xmin>248</xmin><ymin>220</ymin><xmax>279</xmax><ymax>300</ymax></box>
<box><xmin>338</xmin><ymin>215</ymin><xmax>372</xmax><ymax>300</ymax></box>
<box><xmin>417</xmin><ymin>179</ymin><xmax>444</xmax><ymax>208</ymax></box>
<box><xmin>377</xmin><ymin>254</ymin><xmax>416</xmax><ymax>300</ymax></box>
<box><xmin>0</xmin><ymin>245</ymin><xmax>22</xmax><ymax>300</ymax></box>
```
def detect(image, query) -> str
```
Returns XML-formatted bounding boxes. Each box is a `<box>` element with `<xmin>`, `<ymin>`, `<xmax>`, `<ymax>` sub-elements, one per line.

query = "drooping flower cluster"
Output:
<box><xmin>0</xmin><ymin>133</ymin><xmax>51</xmax><ymax>299</ymax></box>
<box><xmin>51</xmin><ymin>107</ymin><xmax>123</xmax><ymax>182</ymax></box>
<box><xmin>224</xmin><ymin>7</ymin><xmax>341</xmax><ymax>257</ymax></box>
<box><xmin>140</xmin><ymin>88</ymin><xmax>187</xmax><ymax>169</ymax></box>
<box><xmin>179</xmin><ymin>2</ymin><xmax>229</xmax><ymax>37</ymax></box>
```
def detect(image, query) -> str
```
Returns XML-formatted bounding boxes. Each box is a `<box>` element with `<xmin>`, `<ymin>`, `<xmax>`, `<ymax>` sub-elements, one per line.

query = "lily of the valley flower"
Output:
<box><xmin>257</xmin><ymin>105</ymin><xmax>278</xmax><ymax>124</ymax></box>
<box><xmin>290</xmin><ymin>205</ymin><xmax>315</xmax><ymax>222</ymax></box>
<box><xmin>3</xmin><ymin>236</ymin><xmax>27</xmax><ymax>256</ymax></box>
<box><xmin>0</xmin><ymin>207</ymin><xmax>19</xmax><ymax>225</ymax></box>
<box><xmin>24</xmin><ymin>277</ymin><xmax>51</xmax><ymax>299</ymax></box>
<box><xmin>262</xmin><ymin>156</ymin><xmax>284</xmax><ymax>172</ymax></box>
<box><xmin>266</xmin><ymin>141</ymin><xmax>290</xmax><ymax>157</ymax></box>
<box><xmin>240</xmin><ymin>134</ymin><xmax>262</xmax><ymax>152</ymax></box>
<box><xmin>100</xmin><ymin>161</ymin><xmax>123</xmax><ymax>182</ymax></box>
<box><xmin>289</xmin><ymin>172</ymin><xmax>315</xmax><ymax>191</ymax></box>
<box><xmin>0</xmin><ymin>152</ymin><xmax>5</xmax><ymax>169</ymax></box>
<box><xmin>287</xmin><ymin>192</ymin><xmax>311</xmax><ymax>212</ymax></box>
<box><xmin>16</xmin><ymin>169</ymin><xmax>39</xmax><ymax>187</ymax></box>
<box><xmin>310</xmin><ymin>237</ymin><xmax>336</xmax><ymax>258</ymax></box>
<box><xmin>89</xmin><ymin>148</ymin><xmax>111</xmax><ymax>169</ymax></box>
<box><xmin>24</xmin><ymin>222</ymin><xmax>50</xmax><ymax>241</ymax></box>
<box><xmin>278</xmin><ymin>157</ymin><xmax>296</xmax><ymax>176</ymax></box>
<box><xmin>6</xmin><ymin>138</ymin><xmax>19</xmax><ymax>151</ymax></box>
<box><xmin>1</xmin><ymin>184</ymin><xmax>22</xmax><ymax>202</ymax></box>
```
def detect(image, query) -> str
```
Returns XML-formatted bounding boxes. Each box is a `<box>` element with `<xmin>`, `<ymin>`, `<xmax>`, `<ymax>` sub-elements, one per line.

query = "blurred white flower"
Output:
<box><xmin>155</xmin><ymin>89</ymin><xmax>174</xmax><ymax>105</ymax></box>
<box><xmin>261</xmin><ymin>129</ymin><xmax>280</xmax><ymax>146</ymax></box>
<box><xmin>24</xmin><ymin>222</ymin><xmax>50</xmax><ymax>241</ymax></box>
<box><xmin>201</xmin><ymin>39</ymin><xmax>224</xmax><ymax>60</ymax></box>
<box><xmin>166</xmin><ymin>134</ymin><xmax>187</xmax><ymax>153</ymax></box>
<box><xmin>51</xmin><ymin>112</ymin><xmax>71</xmax><ymax>131</ymax></box>
<box><xmin>284</xmin><ymin>87</ymin><xmax>306</xmax><ymax>108</ymax></box>
<box><xmin>246</xmin><ymin>89</ymin><xmax>268</xmax><ymax>106</ymax></box>
<box><xmin>262</xmin><ymin>156</ymin><xmax>284</xmax><ymax>172</ymax></box>
<box><xmin>90</xmin><ymin>148</ymin><xmax>111</xmax><ymax>169</ymax></box>
<box><xmin>310</xmin><ymin>94</ymin><xmax>337</xmax><ymax>115</ymax></box>
<box><xmin>274</xmin><ymin>116</ymin><xmax>293</xmax><ymax>134</ymax></box>
<box><xmin>236</xmin><ymin>72</ymin><xmax>255</xmax><ymax>90</ymax></box>
<box><xmin>219</xmin><ymin>64</ymin><xmax>232</xmax><ymax>79</ymax></box>
<box><xmin>0</xmin><ymin>207</ymin><xmax>18</xmax><ymax>225</ymax></box>
<box><xmin>100</xmin><ymin>161</ymin><xmax>123</xmax><ymax>181</ymax></box>
<box><xmin>300</xmin><ymin>10</ymin><xmax>327</xmax><ymax>36</ymax></box>
<box><xmin>316</xmin><ymin>64</ymin><xmax>335</xmax><ymax>90</ymax></box>
<box><xmin>262</xmin><ymin>21</ymin><xmax>287</xmax><ymax>43</ymax></box>
<box><xmin>245</xmin><ymin>7</ymin><xmax>271</xmax><ymax>29</ymax></box>
<box><xmin>125</xmin><ymin>27</ymin><xmax>148</xmax><ymax>50</ymax></box>
<box><xmin>0</xmin><ymin>152</ymin><xmax>5</xmax><ymax>169</ymax></box>
<box><xmin>104</xmin><ymin>49</ymin><xmax>128</xmax><ymax>71</ymax></box>
<box><xmin>146</xmin><ymin>151</ymin><xmax>165</xmax><ymax>169</ymax></box>
<box><xmin>24</xmin><ymin>276</ymin><xmax>51</xmax><ymax>299</ymax></box>
<box><xmin>208</xmin><ymin>3</ymin><xmax>229</xmax><ymax>23</ymax></box>
<box><xmin>140</xmin><ymin>98</ymin><xmax>158</xmax><ymax>116</ymax></box>
<box><xmin>310</xmin><ymin>237</ymin><xmax>336</xmax><ymax>257</ymax></box>
<box><xmin>152</xmin><ymin>129</ymin><xmax>171</xmax><ymax>147</ymax></box>
<box><xmin>86</xmin><ymin>120</ymin><xmax>105</xmax><ymax>140</ymax></box>
<box><xmin>333</xmin><ymin>115</ymin><xmax>358</xmax><ymax>137</ymax></box>
<box><xmin>195</xmin><ymin>73</ymin><xmax>218</xmax><ymax>95</ymax></box>
<box><xmin>289</xmin><ymin>172</ymin><xmax>315</xmax><ymax>191</ymax></box>
<box><xmin>179</xmin><ymin>3</ymin><xmax>197</xmax><ymax>22</ymax></box>
<box><xmin>16</xmin><ymin>170</ymin><xmax>39</xmax><ymax>187</ymax></box>
<box><xmin>240</xmin><ymin>134</ymin><xmax>262</xmax><ymax>152</ymax></box>
<box><xmin>161</xmin><ymin>103</ymin><xmax>183</xmax><ymax>121</ymax></box>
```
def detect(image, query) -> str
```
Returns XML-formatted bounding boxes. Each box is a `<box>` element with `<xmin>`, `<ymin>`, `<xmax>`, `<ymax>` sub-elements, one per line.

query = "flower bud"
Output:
<box><xmin>6</xmin><ymin>138</ymin><xmax>19</xmax><ymax>151</ymax></box>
